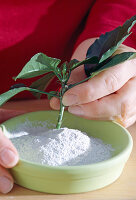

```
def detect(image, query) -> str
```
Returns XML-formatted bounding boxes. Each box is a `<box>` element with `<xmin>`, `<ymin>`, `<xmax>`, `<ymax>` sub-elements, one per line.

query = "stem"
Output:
<box><xmin>56</xmin><ymin>75</ymin><xmax>91</xmax><ymax>129</ymax></box>
<box><xmin>68</xmin><ymin>75</ymin><xmax>92</xmax><ymax>90</ymax></box>
<box><xmin>54</xmin><ymin>72</ymin><xmax>62</xmax><ymax>82</ymax></box>
<box><xmin>71</xmin><ymin>56</ymin><xmax>98</xmax><ymax>71</ymax></box>
<box><xmin>56</xmin><ymin>83</ymin><xmax>67</xmax><ymax>129</ymax></box>
<box><xmin>28</xmin><ymin>88</ymin><xmax>59</xmax><ymax>98</ymax></box>
<box><xmin>56</xmin><ymin>97</ymin><xmax>65</xmax><ymax>129</ymax></box>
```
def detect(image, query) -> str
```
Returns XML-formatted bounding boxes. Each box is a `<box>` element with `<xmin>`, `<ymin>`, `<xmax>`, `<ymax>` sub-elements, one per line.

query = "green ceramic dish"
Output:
<box><xmin>0</xmin><ymin>111</ymin><xmax>133</xmax><ymax>194</ymax></box>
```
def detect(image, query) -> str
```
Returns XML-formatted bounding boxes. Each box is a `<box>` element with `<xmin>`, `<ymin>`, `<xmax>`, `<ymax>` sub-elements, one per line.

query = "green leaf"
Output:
<box><xmin>91</xmin><ymin>52</ymin><xmax>136</xmax><ymax>78</ymax></box>
<box><xmin>0</xmin><ymin>87</ymin><xmax>30</xmax><ymax>106</ymax></box>
<box><xmin>47</xmin><ymin>91</ymin><xmax>58</xmax><ymax>100</ymax></box>
<box><xmin>14</xmin><ymin>53</ymin><xmax>61</xmax><ymax>80</ymax></box>
<box><xmin>0</xmin><ymin>86</ymin><xmax>60</xmax><ymax>106</ymax></box>
<box><xmin>61</xmin><ymin>62</ymin><xmax>67</xmax><ymax>80</ymax></box>
<box><xmin>30</xmin><ymin>72</ymin><xmax>55</xmax><ymax>99</ymax></box>
<box><xmin>87</xmin><ymin>15</ymin><xmax>136</xmax><ymax>63</ymax></box>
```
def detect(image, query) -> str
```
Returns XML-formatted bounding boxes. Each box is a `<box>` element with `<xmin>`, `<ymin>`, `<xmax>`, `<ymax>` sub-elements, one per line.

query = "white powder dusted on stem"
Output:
<box><xmin>10</xmin><ymin>121</ymin><xmax>114</xmax><ymax>166</ymax></box>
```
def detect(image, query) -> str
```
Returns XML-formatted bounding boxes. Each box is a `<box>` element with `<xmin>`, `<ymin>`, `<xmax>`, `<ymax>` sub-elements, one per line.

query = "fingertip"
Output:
<box><xmin>50</xmin><ymin>97</ymin><xmax>60</xmax><ymax>110</ymax></box>
<box><xmin>0</xmin><ymin>176</ymin><xmax>14</xmax><ymax>194</ymax></box>
<box><xmin>0</xmin><ymin>129</ymin><xmax>19</xmax><ymax>168</ymax></box>
<box><xmin>0</xmin><ymin>148</ymin><xmax>19</xmax><ymax>168</ymax></box>
<box><xmin>0</xmin><ymin>166</ymin><xmax>14</xmax><ymax>194</ymax></box>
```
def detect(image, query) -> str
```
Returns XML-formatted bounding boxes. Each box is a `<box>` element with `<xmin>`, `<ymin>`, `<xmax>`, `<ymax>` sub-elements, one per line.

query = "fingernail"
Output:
<box><xmin>62</xmin><ymin>94</ymin><xmax>78</xmax><ymax>106</ymax></box>
<box><xmin>68</xmin><ymin>106</ymin><xmax>84</xmax><ymax>116</ymax></box>
<box><xmin>0</xmin><ymin>149</ymin><xmax>18</xmax><ymax>167</ymax></box>
<box><xmin>0</xmin><ymin>176</ymin><xmax>13</xmax><ymax>194</ymax></box>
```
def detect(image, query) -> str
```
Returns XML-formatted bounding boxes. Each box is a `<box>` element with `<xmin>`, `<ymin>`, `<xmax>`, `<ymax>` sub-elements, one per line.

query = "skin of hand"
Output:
<box><xmin>50</xmin><ymin>38</ymin><xmax>136</xmax><ymax>128</ymax></box>
<box><xmin>0</xmin><ymin>126</ymin><xmax>19</xmax><ymax>194</ymax></box>
<box><xmin>0</xmin><ymin>108</ymin><xmax>26</xmax><ymax>194</ymax></box>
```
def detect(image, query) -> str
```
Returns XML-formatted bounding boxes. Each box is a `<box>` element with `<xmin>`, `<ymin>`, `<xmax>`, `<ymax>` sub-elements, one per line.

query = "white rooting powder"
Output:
<box><xmin>10</xmin><ymin>121</ymin><xmax>114</xmax><ymax>166</ymax></box>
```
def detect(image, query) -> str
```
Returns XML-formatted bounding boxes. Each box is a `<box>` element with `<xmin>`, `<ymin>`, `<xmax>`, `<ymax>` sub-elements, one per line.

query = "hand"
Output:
<box><xmin>0</xmin><ymin>108</ymin><xmax>26</xmax><ymax>194</ymax></box>
<box><xmin>0</xmin><ymin>127</ymin><xmax>19</xmax><ymax>193</ymax></box>
<box><xmin>50</xmin><ymin>38</ymin><xmax>136</xmax><ymax>127</ymax></box>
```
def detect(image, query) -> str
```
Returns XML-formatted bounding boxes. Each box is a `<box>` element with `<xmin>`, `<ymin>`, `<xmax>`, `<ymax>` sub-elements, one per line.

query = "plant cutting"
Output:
<box><xmin>0</xmin><ymin>15</ymin><xmax>136</xmax><ymax>129</ymax></box>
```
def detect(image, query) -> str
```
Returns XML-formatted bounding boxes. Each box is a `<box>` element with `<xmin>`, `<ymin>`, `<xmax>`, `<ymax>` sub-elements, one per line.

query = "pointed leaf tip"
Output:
<box><xmin>14</xmin><ymin>53</ymin><xmax>61</xmax><ymax>80</ymax></box>
<box><xmin>0</xmin><ymin>87</ymin><xmax>29</xmax><ymax>106</ymax></box>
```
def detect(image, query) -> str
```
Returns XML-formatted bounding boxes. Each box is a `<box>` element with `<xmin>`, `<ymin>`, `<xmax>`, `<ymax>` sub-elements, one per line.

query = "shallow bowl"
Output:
<box><xmin>0</xmin><ymin>111</ymin><xmax>133</xmax><ymax>194</ymax></box>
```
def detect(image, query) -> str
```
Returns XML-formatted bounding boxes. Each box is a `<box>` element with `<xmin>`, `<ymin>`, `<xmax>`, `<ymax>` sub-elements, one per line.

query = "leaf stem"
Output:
<box><xmin>56</xmin><ymin>96</ymin><xmax>65</xmax><ymax>129</ymax></box>
<box><xmin>56</xmin><ymin>83</ymin><xmax>67</xmax><ymax>129</ymax></box>
<box><xmin>54</xmin><ymin>69</ymin><xmax>62</xmax><ymax>82</ymax></box>
<box><xmin>71</xmin><ymin>56</ymin><xmax>98</xmax><ymax>71</ymax></box>
<box><xmin>54</xmin><ymin>73</ymin><xmax>62</xmax><ymax>82</ymax></box>
<box><xmin>68</xmin><ymin>76</ymin><xmax>91</xmax><ymax>90</ymax></box>
<box><xmin>29</xmin><ymin>88</ymin><xmax>59</xmax><ymax>98</ymax></box>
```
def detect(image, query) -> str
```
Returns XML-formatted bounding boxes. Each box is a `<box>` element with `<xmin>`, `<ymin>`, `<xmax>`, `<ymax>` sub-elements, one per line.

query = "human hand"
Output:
<box><xmin>0</xmin><ymin>127</ymin><xmax>19</xmax><ymax>193</ymax></box>
<box><xmin>0</xmin><ymin>108</ymin><xmax>25</xmax><ymax>193</ymax></box>
<box><xmin>50</xmin><ymin>38</ymin><xmax>136</xmax><ymax>127</ymax></box>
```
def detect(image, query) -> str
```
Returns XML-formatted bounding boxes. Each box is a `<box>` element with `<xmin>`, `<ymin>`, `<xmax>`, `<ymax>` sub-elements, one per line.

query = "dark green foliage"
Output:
<box><xmin>85</xmin><ymin>15</ymin><xmax>136</xmax><ymax>76</ymax></box>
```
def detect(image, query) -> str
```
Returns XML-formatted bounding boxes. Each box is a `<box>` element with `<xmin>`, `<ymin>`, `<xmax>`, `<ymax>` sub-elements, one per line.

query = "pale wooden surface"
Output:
<box><xmin>0</xmin><ymin>100</ymin><xmax>136</xmax><ymax>200</ymax></box>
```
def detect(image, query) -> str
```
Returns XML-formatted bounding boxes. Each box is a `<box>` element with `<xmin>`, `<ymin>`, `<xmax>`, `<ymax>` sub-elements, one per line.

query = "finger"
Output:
<box><xmin>50</xmin><ymin>97</ymin><xmax>60</xmax><ymax>110</ymax></box>
<box><xmin>68</xmin><ymin>77</ymin><xmax>136</xmax><ymax>122</ymax></box>
<box><xmin>63</xmin><ymin>58</ymin><xmax>136</xmax><ymax>106</ymax></box>
<box><xmin>68</xmin><ymin>93</ymin><xmax>120</xmax><ymax>120</ymax></box>
<box><xmin>116</xmin><ymin>77</ymin><xmax>136</xmax><ymax>119</ymax></box>
<box><xmin>50</xmin><ymin>97</ymin><xmax>69</xmax><ymax>111</ymax></box>
<box><xmin>0</xmin><ymin>165</ymin><xmax>14</xmax><ymax>194</ymax></box>
<box><xmin>0</xmin><ymin>128</ymin><xmax>19</xmax><ymax>168</ymax></box>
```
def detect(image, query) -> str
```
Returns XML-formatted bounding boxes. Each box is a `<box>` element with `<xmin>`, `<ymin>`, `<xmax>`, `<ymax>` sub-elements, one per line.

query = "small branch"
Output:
<box><xmin>71</xmin><ymin>57</ymin><xmax>98</xmax><ymax>71</ymax></box>
<box><xmin>54</xmin><ymin>72</ymin><xmax>62</xmax><ymax>82</ymax></box>
<box><xmin>28</xmin><ymin>88</ymin><xmax>59</xmax><ymax>98</ymax></box>
<box><xmin>71</xmin><ymin>60</ymin><xmax>84</xmax><ymax>70</ymax></box>
<box><xmin>68</xmin><ymin>76</ymin><xmax>92</xmax><ymax>90</ymax></box>
<box><xmin>56</xmin><ymin>97</ymin><xmax>65</xmax><ymax>129</ymax></box>
<box><xmin>56</xmin><ymin>83</ymin><xmax>67</xmax><ymax>129</ymax></box>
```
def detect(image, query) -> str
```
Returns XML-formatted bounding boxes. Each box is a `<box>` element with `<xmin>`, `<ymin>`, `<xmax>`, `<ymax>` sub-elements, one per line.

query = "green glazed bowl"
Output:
<box><xmin>0</xmin><ymin>111</ymin><xmax>133</xmax><ymax>194</ymax></box>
